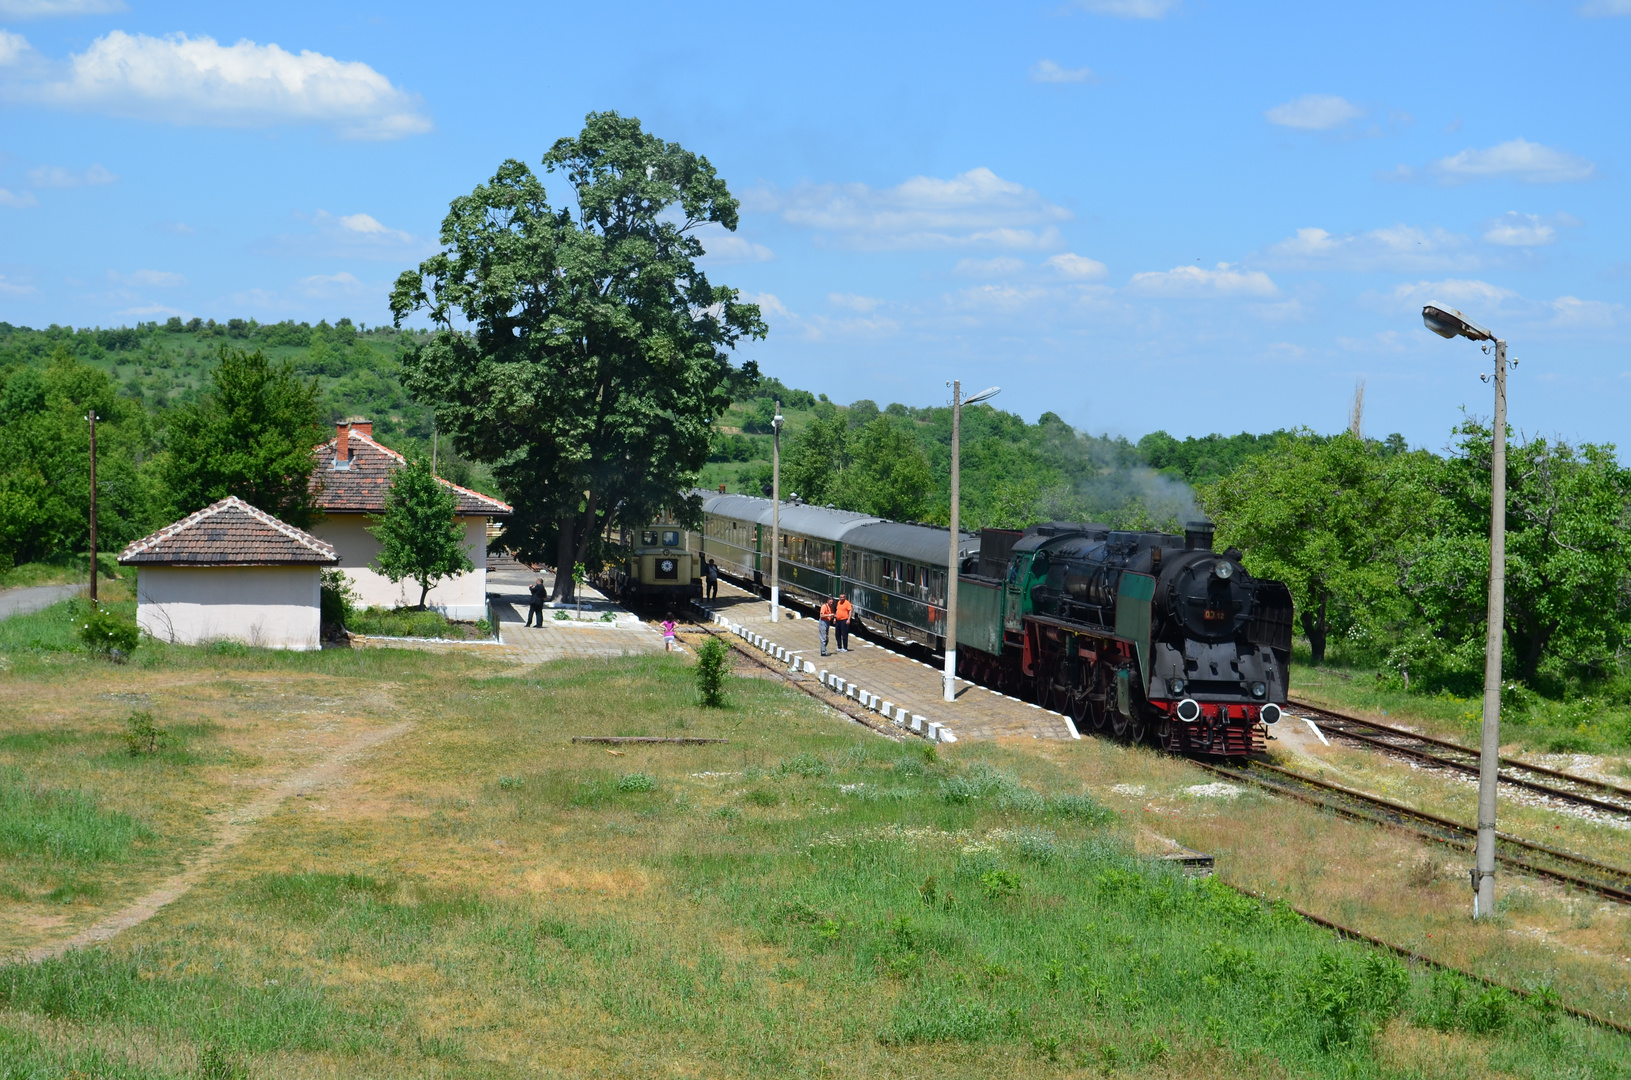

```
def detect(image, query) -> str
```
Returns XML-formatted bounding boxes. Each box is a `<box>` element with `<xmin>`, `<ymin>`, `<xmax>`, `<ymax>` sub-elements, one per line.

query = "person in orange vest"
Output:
<box><xmin>834</xmin><ymin>594</ymin><xmax>854</xmax><ymax>652</ymax></box>
<box><xmin>818</xmin><ymin>597</ymin><xmax>834</xmax><ymax>656</ymax></box>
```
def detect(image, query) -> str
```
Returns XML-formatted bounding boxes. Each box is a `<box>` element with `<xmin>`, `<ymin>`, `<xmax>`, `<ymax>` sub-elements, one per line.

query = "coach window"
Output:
<box><xmin>929</xmin><ymin>569</ymin><xmax>946</xmax><ymax>607</ymax></box>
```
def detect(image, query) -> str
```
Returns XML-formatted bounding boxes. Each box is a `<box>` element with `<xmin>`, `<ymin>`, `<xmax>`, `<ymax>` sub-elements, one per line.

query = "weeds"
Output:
<box><xmin>0</xmin><ymin>770</ymin><xmax>151</xmax><ymax>864</ymax></box>
<box><xmin>616</xmin><ymin>772</ymin><xmax>656</xmax><ymax>793</ymax></box>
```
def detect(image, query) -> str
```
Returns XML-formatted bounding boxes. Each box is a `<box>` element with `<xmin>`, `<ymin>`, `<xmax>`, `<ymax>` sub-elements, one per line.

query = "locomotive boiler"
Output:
<box><xmin>954</xmin><ymin>521</ymin><xmax>1293</xmax><ymax>755</ymax></box>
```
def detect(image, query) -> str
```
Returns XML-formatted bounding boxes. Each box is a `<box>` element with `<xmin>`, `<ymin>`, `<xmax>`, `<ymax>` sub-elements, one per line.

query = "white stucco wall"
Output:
<box><xmin>308</xmin><ymin>514</ymin><xmax>489</xmax><ymax>620</ymax></box>
<box><xmin>136</xmin><ymin>566</ymin><xmax>323</xmax><ymax>651</ymax></box>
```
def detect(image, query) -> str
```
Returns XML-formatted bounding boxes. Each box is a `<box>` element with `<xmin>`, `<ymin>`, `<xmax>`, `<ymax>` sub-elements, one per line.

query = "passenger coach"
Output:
<box><xmin>694</xmin><ymin>491</ymin><xmax>977</xmax><ymax>651</ymax></box>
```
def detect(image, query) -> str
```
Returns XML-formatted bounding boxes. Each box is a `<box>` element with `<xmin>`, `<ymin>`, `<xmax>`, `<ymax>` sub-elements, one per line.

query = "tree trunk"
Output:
<box><xmin>1301</xmin><ymin>593</ymin><xmax>1329</xmax><ymax>665</ymax></box>
<box><xmin>554</xmin><ymin>516</ymin><xmax>575</xmax><ymax>602</ymax></box>
<box><xmin>418</xmin><ymin>578</ymin><xmax>430</xmax><ymax>609</ymax></box>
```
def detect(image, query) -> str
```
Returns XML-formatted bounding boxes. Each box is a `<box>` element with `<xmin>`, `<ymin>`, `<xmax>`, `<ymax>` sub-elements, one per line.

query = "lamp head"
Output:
<box><xmin>1422</xmin><ymin>304</ymin><xmax>1493</xmax><ymax>342</ymax></box>
<box><xmin>964</xmin><ymin>385</ymin><xmax>1002</xmax><ymax>406</ymax></box>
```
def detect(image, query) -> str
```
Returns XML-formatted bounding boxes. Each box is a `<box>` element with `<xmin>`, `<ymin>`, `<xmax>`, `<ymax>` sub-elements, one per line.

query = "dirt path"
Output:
<box><xmin>20</xmin><ymin>720</ymin><xmax>412</xmax><ymax>964</ymax></box>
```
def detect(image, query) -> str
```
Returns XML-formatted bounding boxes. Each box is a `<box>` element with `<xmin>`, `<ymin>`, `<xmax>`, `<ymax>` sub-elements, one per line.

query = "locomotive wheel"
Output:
<box><xmin>1069</xmin><ymin>689</ymin><xmax>1091</xmax><ymax>727</ymax></box>
<box><xmin>1128</xmin><ymin>712</ymin><xmax>1148</xmax><ymax>744</ymax></box>
<box><xmin>1108</xmin><ymin>706</ymin><xmax>1129</xmax><ymax>739</ymax></box>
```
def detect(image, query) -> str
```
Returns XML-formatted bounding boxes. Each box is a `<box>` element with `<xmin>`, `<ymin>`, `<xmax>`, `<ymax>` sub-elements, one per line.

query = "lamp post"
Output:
<box><xmin>944</xmin><ymin>382</ymin><xmax>1000</xmax><ymax>702</ymax></box>
<box><xmin>770</xmin><ymin>401</ymin><xmax>784</xmax><ymax>622</ymax></box>
<box><xmin>87</xmin><ymin>410</ymin><xmax>98</xmax><ymax>604</ymax></box>
<box><xmin>1423</xmin><ymin>303</ymin><xmax>1507</xmax><ymax>920</ymax></box>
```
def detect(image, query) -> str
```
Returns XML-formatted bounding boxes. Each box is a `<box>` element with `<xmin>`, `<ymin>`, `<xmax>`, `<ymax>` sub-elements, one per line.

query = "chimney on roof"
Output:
<box><xmin>336</xmin><ymin>420</ymin><xmax>350</xmax><ymax>463</ymax></box>
<box><xmin>345</xmin><ymin>416</ymin><xmax>372</xmax><ymax>439</ymax></box>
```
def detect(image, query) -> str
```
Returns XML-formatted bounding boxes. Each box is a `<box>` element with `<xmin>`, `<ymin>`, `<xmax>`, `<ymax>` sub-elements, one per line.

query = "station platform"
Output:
<box><xmin>693</xmin><ymin>580</ymin><xmax>1077</xmax><ymax>744</ymax></box>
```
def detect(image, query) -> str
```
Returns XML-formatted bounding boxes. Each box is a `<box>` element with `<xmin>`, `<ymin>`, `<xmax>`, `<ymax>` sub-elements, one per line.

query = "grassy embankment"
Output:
<box><xmin>0</xmin><ymin>614</ymin><xmax>1626</xmax><ymax>1078</ymax></box>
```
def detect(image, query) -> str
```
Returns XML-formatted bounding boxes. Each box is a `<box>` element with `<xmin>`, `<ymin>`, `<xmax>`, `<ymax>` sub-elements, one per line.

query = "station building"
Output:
<box><xmin>307</xmin><ymin>419</ymin><xmax>511</xmax><ymax>620</ymax></box>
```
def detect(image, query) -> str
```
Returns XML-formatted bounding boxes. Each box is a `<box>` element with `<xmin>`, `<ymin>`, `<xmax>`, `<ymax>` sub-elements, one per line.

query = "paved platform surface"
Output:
<box><xmin>0</xmin><ymin>584</ymin><xmax>83</xmax><ymax>620</ymax></box>
<box><xmin>696</xmin><ymin>580</ymin><xmax>1077</xmax><ymax>743</ymax></box>
<box><xmin>485</xmin><ymin>570</ymin><xmax>666</xmax><ymax>664</ymax></box>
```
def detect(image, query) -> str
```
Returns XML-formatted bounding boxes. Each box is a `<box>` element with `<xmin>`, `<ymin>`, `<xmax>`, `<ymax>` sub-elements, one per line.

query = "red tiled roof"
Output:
<box><xmin>118</xmin><ymin>497</ymin><xmax>339</xmax><ymax>566</ymax></box>
<box><xmin>311</xmin><ymin>430</ymin><xmax>512</xmax><ymax>516</ymax></box>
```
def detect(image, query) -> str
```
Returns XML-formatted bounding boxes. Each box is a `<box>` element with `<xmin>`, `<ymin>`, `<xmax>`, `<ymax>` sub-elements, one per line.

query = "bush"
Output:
<box><xmin>695</xmin><ymin>636</ymin><xmax>729</xmax><ymax>707</ymax></box>
<box><xmin>75</xmin><ymin>603</ymin><xmax>138</xmax><ymax>656</ymax></box>
<box><xmin>617</xmin><ymin>773</ymin><xmax>656</xmax><ymax>793</ymax></box>
<box><xmin>122</xmin><ymin>712</ymin><xmax>171</xmax><ymax>756</ymax></box>
<box><xmin>319</xmin><ymin>569</ymin><xmax>358</xmax><ymax>628</ymax></box>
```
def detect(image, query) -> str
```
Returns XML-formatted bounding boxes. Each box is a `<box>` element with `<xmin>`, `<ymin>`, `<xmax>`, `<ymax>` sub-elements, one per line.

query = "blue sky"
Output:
<box><xmin>1</xmin><ymin>0</ymin><xmax>1628</xmax><ymax>448</ymax></box>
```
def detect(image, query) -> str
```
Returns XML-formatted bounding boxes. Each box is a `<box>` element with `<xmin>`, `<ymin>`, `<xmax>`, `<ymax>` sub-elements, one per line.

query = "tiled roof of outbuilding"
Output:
<box><xmin>118</xmin><ymin>497</ymin><xmax>339</xmax><ymax>566</ymax></box>
<box><xmin>311</xmin><ymin>431</ymin><xmax>511</xmax><ymax>516</ymax></box>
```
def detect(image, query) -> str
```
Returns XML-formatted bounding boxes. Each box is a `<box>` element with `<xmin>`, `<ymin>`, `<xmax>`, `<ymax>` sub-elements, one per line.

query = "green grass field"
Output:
<box><xmin>0</xmin><ymin>621</ymin><xmax>1625</xmax><ymax>1078</ymax></box>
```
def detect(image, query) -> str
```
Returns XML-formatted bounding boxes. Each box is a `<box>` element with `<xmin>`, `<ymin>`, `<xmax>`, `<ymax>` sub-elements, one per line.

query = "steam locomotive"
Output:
<box><xmin>955</xmin><ymin>521</ymin><xmax>1292</xmax><ymax>756</ymax></box>
<box><xmin>694</xmin><ymin>493</ymin><xmax>1292</xmax><ymax>757</ymax></box>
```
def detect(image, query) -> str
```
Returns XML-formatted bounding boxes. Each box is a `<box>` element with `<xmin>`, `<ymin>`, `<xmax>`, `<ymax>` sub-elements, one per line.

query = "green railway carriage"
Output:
<box><xmin>697</xmin><ymin>494</ymin><xmax>770</xmax><ymax>581</ymax></box>
<box><xmin>696</xmin><ymin>492</ymin><xmax>880</xmax><ymax>608</ymax></box>
<box><xmin>842</xmin><ymin>521</ymin><xmax>977</xmax><ymax>649</ymax></box>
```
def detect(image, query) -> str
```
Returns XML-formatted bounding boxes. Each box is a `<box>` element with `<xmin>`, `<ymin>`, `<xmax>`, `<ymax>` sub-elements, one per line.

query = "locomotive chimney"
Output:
<box><xmin>1184</xmin><ymin>522</ymin><xmax>1215</xmax><ymax>551</ymax></box>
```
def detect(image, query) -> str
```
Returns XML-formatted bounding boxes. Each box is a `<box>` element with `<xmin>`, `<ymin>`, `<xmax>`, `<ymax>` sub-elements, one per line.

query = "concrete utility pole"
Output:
<box><xmin>944</xmin><ymin>382</ymin><xmax>999</xmax><ymax>702</ymax></box>
<box><xmin>87</xmin><ymin>410</ymin><xmax>98</xmax><ymax>604</ymax></box>
<box><xmin>771</xmin><ymin>401</ymin><xmax>784</xmax><ymax>622</ymax></box>
<box><xmin>1423</xmin><ymin>303</ymin><xmax>1507</xmax><ymax>919</ymax></box>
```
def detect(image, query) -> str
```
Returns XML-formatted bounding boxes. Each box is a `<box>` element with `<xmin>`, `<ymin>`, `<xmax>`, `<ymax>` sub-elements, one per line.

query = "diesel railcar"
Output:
<box><xmin>598</xmin><ymin>510</ymin><xmax>702</xmax><ymax>604</ymax></box>
<box><xmin>694</xmin><ymin>492</ymin><xmax>1293</xmax><ymax>757</ymax></box>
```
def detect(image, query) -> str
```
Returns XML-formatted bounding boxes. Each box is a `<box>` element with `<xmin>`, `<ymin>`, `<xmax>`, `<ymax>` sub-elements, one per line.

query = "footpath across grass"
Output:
<box><xmin>0</xmin><ymin>645</ymin><xmax>1623</xmax><ymax>1078</ymax></box>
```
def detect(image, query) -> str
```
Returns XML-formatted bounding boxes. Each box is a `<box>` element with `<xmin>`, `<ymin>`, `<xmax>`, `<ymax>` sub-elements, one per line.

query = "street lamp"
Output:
<box><xmin>1423</xmin><ymin>303</ymin><xmax>1507</xmax><ymax>920</ymax></box>
<box><xmin>770</xmin><ymin>401</ymin><xmax>784</xmax><ymax>622</ymax></box>
<box><xmin>944</xmin><ymin>382</ymin><xmax>1000</xmax><ymax>702</ymax></box>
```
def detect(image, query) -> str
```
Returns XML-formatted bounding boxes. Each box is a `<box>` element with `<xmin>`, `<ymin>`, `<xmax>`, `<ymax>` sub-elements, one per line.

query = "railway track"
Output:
<box><xmin>1194</xmin><ymin>758</ymin><xmax>1631</xmax><ymax>905</ymax></box>
<box><xmin>1288</xmin><ymin>699</ymin><xmax>1631</xmax><ymax>820</ymax></box>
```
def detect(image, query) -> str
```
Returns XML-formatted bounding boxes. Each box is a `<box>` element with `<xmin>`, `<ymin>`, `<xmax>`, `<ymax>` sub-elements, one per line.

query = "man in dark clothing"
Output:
<box><xmin>525</xmin><ymin>577</ymin><xmax>548</xmax><ymax>627</ymax></box>
<box><xmin>705</xmin><ymin>558</ymin><xmax>719</xmax><ymax>600</ymax></box>
<box><xmin>834</xmin><ymin>594</ymin><xmax>853</xmax><ymax>651</ymax></box>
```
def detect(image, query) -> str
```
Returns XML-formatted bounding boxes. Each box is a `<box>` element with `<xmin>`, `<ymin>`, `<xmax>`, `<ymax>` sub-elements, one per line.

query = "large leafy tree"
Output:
<box><xmin>370</xmin><ymin>457</ymin><xmax>474</xmax><ymax>609</ymax></box>
<box><xmin>1199</xmin><ymin>431</ymin><xmax>1422</xmax><ymax>665</ymax></box>
<box><xmin>834</xmin><ymin>417</ymin><xmax>932</xmax><ymax>521</ymax></box>
<box><xmin>0</xmin><ymin>346</ymin><xmax>164</xmax><ymax>568</ymax></box>
<box><xmin>164</xmin><ymin>347</ymin><xmax>325</xmax><ymax>525</ymax></box>
<box><xmin>391</xmin><ymin>112</ymin><xmax>765</xmax><ymax>600</ymax></box>
<box><xmin>1393</xmin><ymin>420</ymin><xmax>1631</xmax><ymax>688</ymax></box>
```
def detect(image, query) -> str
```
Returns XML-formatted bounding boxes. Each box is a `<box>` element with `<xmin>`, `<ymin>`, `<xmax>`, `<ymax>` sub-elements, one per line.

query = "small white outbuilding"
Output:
<box><xmin>117</xmin><ymin>496</ymin><xmax>340</xmax><ymax>651</ymax></box>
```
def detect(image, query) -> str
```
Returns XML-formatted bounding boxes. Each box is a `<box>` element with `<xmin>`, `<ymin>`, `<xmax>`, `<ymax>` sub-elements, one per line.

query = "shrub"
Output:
<box><xmin>318</xmin><ymin>568</ymin><xmax>358</xmax><ymax>628</ymax></box>
<box><xmin>979</xmin><ymin>869</ymin><xmax>1022</xmax><ymax>899</ymax></box>
<box><xmin>122</xmin><ymin>712</ymin><xmax>171</xmax><ymax>756</ymax></box>
<box><xmin>76</xmin><ymin>603</ymin><xmax>138</xmax><ymax>656</ymax></box>
<box><xmin>774</xmin><ymin>752</ymin><xmax>828</xmax><ymax>779</ymax></box>
<box><xmin>1049</xmin><ymin>792</ymin><xmax>1115</xmax><ymax>825</ymax></box>
<box><xmin>617</xmin><ymin>772</ymin><xmax>656</xmax><ymax>793</ymax></box>
<box><xmin>695</xmin><ymin>636</ymin><xmax>730</xmax><ymax>707</ymax></box>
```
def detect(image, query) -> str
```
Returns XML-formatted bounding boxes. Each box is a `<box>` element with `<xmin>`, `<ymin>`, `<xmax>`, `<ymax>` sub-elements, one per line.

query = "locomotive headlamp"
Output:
<box><xmin>1250</xmin><ymin>681</ymin><xmax>1266</xmax><ymax>698</ymax></box>
<box><xmin>1214</xmin><ymin>561</ymin><xmax>1234</xmax><ymax>581</ymax></box>
<box><xmin>1167</xmin><ymin>677</ymin><xmax>1186</xmax><ymax>696</ymax></box>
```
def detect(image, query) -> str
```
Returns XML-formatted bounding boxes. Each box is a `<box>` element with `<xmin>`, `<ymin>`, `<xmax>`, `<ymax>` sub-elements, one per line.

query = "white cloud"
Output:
<box><xmin>0</xmin><ymin>0</ymin><xmax>125</xmax><ymax>16</ymax></box>
<box><xmin>0</xmin><ymin>30</ymin><xmax>34</xmax><ymax>66</ymax></box>
<box><xmin>1579</xmin><ymin>0</ymin><xmax>1631</xmax><ymax>14</ymax></box>
<box><xmin>741</xmin><ymin>291</ymin><xmax>789</xmax><ymax>319</ymax></box>
<box><xmin>829</xmin><ymin>293</ymin><xmax>883</xmax><ymax>312</ymax></box>
<box><xmin>1548</xmin><ymin>296</ymin><xmax>1624</xmax><ymax>329</ymax></box>
<box><xmin>1125</xmin><ymin>263</ymin><xmax>1278</xmax><ymax>298</ymax></box>
<box><xmin>953</xmin><ymin>256</ymin><xmax>1027</xmax><ymax>277</ymax></box>
<box><xmin>257</xmin><ymin>209</ymin><xmax>429</xmax><ymax>260</ymax></box>
<box><xmin>109</xmin><ymin>268</ymin><xmax>185</xmax><ymax>287</ymax></box>
<box><xmin>26</xmin><ymin>162</ymin><xmax>115</xmax><ymax>187</ymax></box>
<box><xmin>1258</xmin><ymin>225</ymin><xmax>1478</xmax><ymax>272</ymax></box>
<box><xmin>297</xmin><ymin>271</ymin><xmax>368</xmax><ymax>298</ymax></box>
<box><xmin>158</xmin><ymin>221</ymin><xmax>194</xmax><ymax>235</ymax></box>
<box><xmin>0</xmin><ymin>187</ymin><xmax>38</xmax><ymax>207</ymax></box>
<box><xmin>1264</xmin><ymin>94</ymin><xmax>1365</xmax><ymax>131</ymax></box>
<box><xmin>116</xmin><ymin>302</ymin><xmax>185</xmax><ymax>318</ymax></box>
<box><xmin>1074</xmin><ymin>0</ymin><xmax>1178</xmax><ymax>17</ymax></box>
<box><xmin>1482</xmin><ymin>211</ymin><xmax>1580</xmax><ymax>247</ymax></box>
<box><xmin>1371</xmin><ymin>278</ymin><xmax>1516</xmax><ymax>315</ymax></box>
<box><xmin>1030</xmin><ymin>59</ymin><xmax>1096</xmax><ymax>84</ymax></box>
<box><xmin>0</xmin><ymin>274</ymin><xmax>35</xmax><ymax>294</ymax></box>
<box><xmin>754</xmin><ymin>167</ymin><xmax>1071</xmax><ymax>251</ymax></box>
<box><xmin>2</xmin><ymin>30</ymin><xmax>431</xmax><ymax>139</ymax></box>
<box><xmin>1045</xmin><ymin>252</ymin><xmax>1109</xmax><ymax>280</ymax></box>
<box><xmin>695</xmin><ymin>224</ymin><xmax>773</xmax><ymax>263</ymax></box>
<box><xmin>1430</xmin><ymin>138</ymin><xmax>1595</xmax><ymax>184</ymax></box>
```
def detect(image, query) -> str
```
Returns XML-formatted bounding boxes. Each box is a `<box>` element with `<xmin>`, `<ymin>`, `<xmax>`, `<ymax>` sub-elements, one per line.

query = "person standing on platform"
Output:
<box><xmin>525</xmin><ymin>577</ymin><xmax>548</xmax><ymax>627</ymax></box>
<box><xmin>818</xmin><ymin>597</ymin><xmax>834</xmax><ymax>656</ymax></box>
<box><xmin>705</xmin><ymin>558</ymin><xmax>719</xmax><ymax>600</ymax></box>
<box><xmin>834</xmin><ymin>594</ymin><xmax>853</xmax><ymax>651</ymax></box>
